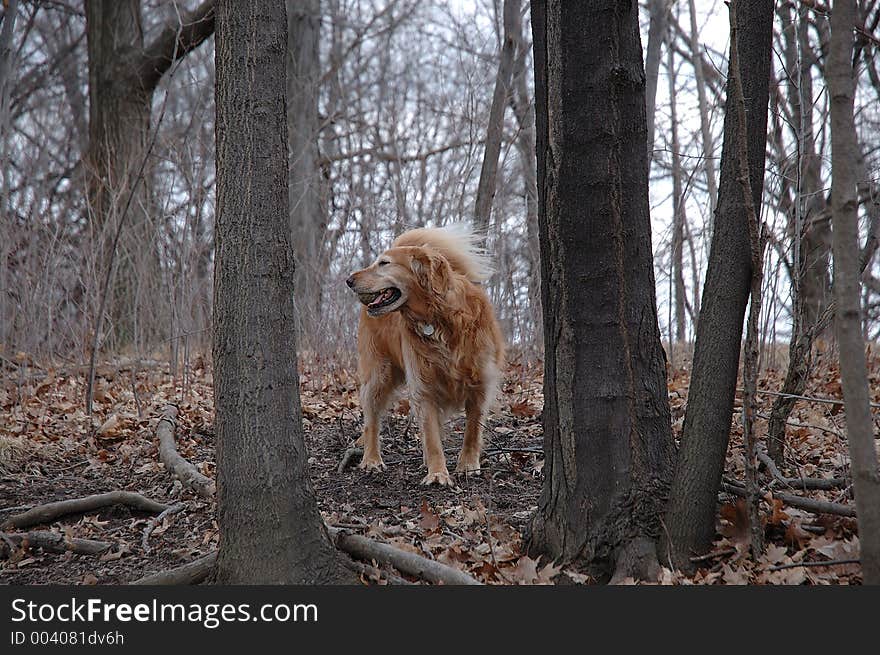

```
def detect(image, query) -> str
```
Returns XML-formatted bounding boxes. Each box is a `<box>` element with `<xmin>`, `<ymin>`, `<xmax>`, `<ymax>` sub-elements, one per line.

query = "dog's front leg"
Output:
<box><xmin>418</xmin><ymin>403</ymin><xmax>453</xmax><ymax>487</ymax></box>
<box><xmin>356</xmin><ymin>369</ymin><xmax>394</xmax><ymax>473</ymax></box>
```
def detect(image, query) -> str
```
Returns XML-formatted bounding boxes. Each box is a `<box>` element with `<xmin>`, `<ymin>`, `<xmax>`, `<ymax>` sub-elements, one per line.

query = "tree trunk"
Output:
<box><xmin>508</xmin><ymin>5</ymin><xmax>542</xmax><ymax>348</ymax></box>
<box><xmin>766</xmin><ymin>4</ymin><xmax>834</xmax><ymax>464</ymax></box>
<box><xmin>0</xmin><ymin>0</ymin><xmax>19</xmax><ymax>349</ymax></box>
<box><xmin>85</xmin><ymin>0</ymin><xmax>154</xmax><ymax>349</ymax></box>
<box><xmin>667</xmin><ymin>36</ymin><xmax>687</xmax><ymax>343</ymax></box>
<box><xmin>686</xmin><ymin>0</ymin><xmax>718</xmax><ymax>234</ymax></box>
<box><xmin>213</xmin><ymin>0</ymin><xmax>352</xmax><ymax>584</ymax></box>
<box><xmin>661</xmin><ymin>0</ymin><xmax>774</xmax><ymax>570</ymax></box>
<box><xmin>644</xmin><ymin>0</ymin><xmax>669</xmax><ymax>160</ymax></box>
<box><xmin>84</xmin><ymin>0</ymin><xmax>215</xmax><ymax>349</ymax></box>
<box><xmin>828</xmin><ymin>0</ymin><xmax>880</xmax><ymax>585</ymax></box>
<box><xmin>527</xmin><ymin>0</ymin><xmax>674</xmax><ymax>582</ymax></box>
<box><xmin>474</xmin><ymin>0</ymin><xmax>519</xmax><ymax>234</ymax></box>
<box><xmin>287</xmin><ymin>0</ymin><xmax>325</xmax><ymax>345</ymax></box>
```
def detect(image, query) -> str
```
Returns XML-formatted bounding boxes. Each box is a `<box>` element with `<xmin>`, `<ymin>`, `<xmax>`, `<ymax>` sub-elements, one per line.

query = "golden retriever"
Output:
<box><xmin>345</xmin><ymin>224</ymin><xmax>505</xmax><ymax>486</ymax></box>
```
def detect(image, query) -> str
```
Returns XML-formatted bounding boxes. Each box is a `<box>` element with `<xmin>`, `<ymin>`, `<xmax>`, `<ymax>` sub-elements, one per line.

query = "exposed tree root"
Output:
<box><xmin>2</xmin><ymin>491</ymin><xmax>169</xmax><ymax>530</ymax></box>
<box><xmin>131</xmin><ymin>525</ymin><xmax>483</xmax><ymax>586</ymax></box>
<box><xmin>141</xmin><ymin>502</ymin><xmax>186</xmax><ymax>553</ymax></box>
<box><xmin>131</xmin><ymin>552</ymin><xmax>217</xmax><ymax>585</ymax></box>
<box><xmin>155</xmin><ymin>404</ymin><xmax>216</xmax><ymax>498</ymax></box>
<box><xmin>326</xmin><ymin>526</ymin><xmax>482</xmax><ymax>585</ymax></box>
<box><xmin>0</xmin><ymin>531</ymin><xmax>112</xmax><ymax>558</ymax></box>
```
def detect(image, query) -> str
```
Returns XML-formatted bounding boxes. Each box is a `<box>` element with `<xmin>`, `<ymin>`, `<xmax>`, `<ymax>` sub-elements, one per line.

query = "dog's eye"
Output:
<box><xmin>378</xmin><ymin>260</ymin><xmax>389</xmax><ymax>267</ymax></box>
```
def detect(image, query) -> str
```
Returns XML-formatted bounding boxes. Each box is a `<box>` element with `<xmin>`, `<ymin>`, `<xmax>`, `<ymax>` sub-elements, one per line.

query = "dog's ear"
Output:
<box><xmin>410</xmin><ymin>248</ymin><xmax>451</xmax><ymax>297</ymax></box>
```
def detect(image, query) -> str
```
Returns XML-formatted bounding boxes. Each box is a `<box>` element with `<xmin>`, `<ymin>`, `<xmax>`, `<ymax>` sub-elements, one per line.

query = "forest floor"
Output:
<box><xmin>0</xmin><ymin>346</ymin><xmax>876</xmax><ymax>585</ymax></box>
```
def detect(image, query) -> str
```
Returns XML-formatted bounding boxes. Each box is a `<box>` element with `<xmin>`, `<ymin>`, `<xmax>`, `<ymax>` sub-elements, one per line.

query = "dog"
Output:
<box><xmin>345</xmin><ymin>224</ymin><xmax>505</xmax><ymax>487</ymax></box>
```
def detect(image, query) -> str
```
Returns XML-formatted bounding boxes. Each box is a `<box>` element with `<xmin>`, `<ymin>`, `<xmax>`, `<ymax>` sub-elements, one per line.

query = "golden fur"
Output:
<box><xmin>346</xmin><ymin>224</ymin><xmax>505</xmax><ymax>486</ymax></box>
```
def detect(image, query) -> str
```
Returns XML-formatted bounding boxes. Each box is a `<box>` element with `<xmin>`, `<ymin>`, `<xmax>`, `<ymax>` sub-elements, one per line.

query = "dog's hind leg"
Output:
<box><xmin>419</xmin><ymin>403</ymin><xmax>454</xmax><ymax>487</ymax></box>
<box><xmin>356</xmin><ymin>364</ymin><xmax>398</xmax><ymax>473</ymax></box>
<box><xmin>456</xmin><ymin>394</ymin><xmax>484</xmax><ymax>475</ymax></box>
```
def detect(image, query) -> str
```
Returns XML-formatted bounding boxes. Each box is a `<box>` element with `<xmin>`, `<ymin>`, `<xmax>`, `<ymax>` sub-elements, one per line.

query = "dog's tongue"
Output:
<box><xmin>369</xmin><ymin>289</ymin><xmax>392</xmax><ymax>307</ymax></box>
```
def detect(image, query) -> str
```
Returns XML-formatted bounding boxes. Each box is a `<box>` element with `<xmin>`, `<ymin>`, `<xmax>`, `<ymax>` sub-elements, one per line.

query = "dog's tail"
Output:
<box><xmin>392</xmin><ymin>223</ymin><xmax>493</xmax><ymax>283</ymax></box>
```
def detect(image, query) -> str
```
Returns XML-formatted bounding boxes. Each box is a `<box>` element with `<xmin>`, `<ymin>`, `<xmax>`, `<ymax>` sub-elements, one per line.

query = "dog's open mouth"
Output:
<box><xmin>358</xmin><ymin>287</ymin><xmax>402</xmax><ymax>314</ymax></box>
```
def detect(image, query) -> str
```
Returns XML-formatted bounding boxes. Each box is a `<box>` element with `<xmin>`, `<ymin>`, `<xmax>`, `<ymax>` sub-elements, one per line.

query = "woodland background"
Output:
<box><xmin>1</xmin><ymin>0</ymin><xmax>879</xmax><ymax>584</ymax></box>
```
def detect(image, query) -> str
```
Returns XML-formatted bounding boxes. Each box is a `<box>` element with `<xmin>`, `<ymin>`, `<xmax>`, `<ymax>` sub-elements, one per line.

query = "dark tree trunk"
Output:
<box><xmin>287</xmin><ymin>0</ymin><xmax>325</xmax><ymax>343</ymax></box>
<box><xmin>661</xmin><ymin>0</ymin><xmax>774</xmax><ymax>570</ymax></box>
<box><xmin>213</xmin><ymin>0</ymin><xmax>351</xmax><ymax>584</ymax></box>
<box><xmin>85</xmin><ymin>0</ymin><xmax>153</xmax><ymax>349</ymax></box>
<box><xmin>526</xmin><ymin>0</ymin><xmax>674</xmax><ymax>582</ymax></box>
<box><xmin>84</xmin><ymin>0</ymin><xmax>215</xmax><ymax>348</ymax></box>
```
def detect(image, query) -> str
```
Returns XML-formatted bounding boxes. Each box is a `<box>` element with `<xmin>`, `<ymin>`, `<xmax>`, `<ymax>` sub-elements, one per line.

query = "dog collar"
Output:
<box><xmin>418</xmin><ymin>322</ymin><xmax>436</xmax><ymax>337</ymax></box>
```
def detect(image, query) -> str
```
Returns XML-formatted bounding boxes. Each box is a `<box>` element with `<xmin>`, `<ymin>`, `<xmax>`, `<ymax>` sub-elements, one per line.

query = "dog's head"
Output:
<box><xmin>346</xmin><ymin>246</ymin><xmax>451</xmax><ymax>316</ymax></box>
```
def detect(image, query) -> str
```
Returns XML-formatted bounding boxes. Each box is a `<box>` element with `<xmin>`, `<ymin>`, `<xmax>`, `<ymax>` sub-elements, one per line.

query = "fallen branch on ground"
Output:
<box><xmin>721</xmin><ymin>482</ymin><xmax>856</xmax><ymax>517</ymax></box>
<box><xmin>155</xmin><ymin>404</ymin><xmax>215</xmax><ymax>498</ymax></box>
<box><xmin>2</xmin><ymin>491</ymin><xmax>169</xmax><ymax>530</ymax></box>
<box><xmin>141</xmin><ymin>503</ymin><xmax>186</xmax><ymax>553</ymax></box>
<box><xmin>757</xmin><ymin>450</ymin><xmax>847</xmax><ymax>491</ymax></box>
<box><xmin>0</xmin><ymin>531</ymin><xmax>111</xmax><ymax>558</ymax></box>
<box><xmin>326</xmin><ymin>526</ymin><xmax>482</xmax><ymax>585</ymax></box>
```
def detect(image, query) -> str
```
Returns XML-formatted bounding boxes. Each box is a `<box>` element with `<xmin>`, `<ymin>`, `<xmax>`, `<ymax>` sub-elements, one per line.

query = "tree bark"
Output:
<box><xmin>287</xmin><ymin>0</ymin><xmax>325</xmax><ymax>342</ymax></box>
<box><xmin>827</xmin><ymin>0</ymin><xmax>880</xmax><ymax>585</ymax></box>
<box><xmin>213</xmin><ymin>0</ymin><xmax>352</xmax><ymax>584</ymax></box>
<box><xmin>474</xmin><ymin>0</ymin><xmax>519</xmax><ymax>234</ymax></box>
<box><xmin>526</xmin><ymin>0</ymin><xmax>674</xmax><ymax>582</ymax></box>
<box><xmin>661</xmin><ymin>0</ymin><xmax>774</xmax><ymax>570</ymax></box>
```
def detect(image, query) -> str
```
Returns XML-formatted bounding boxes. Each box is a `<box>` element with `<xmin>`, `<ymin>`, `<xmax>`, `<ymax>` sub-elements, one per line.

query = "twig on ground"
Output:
<box><xmin>0</xmin><ymin>531</ymin><xmax>112</xmax><ymax>558</ymax></box>
<box><xmin>2</xmin><ymin>491</ymin><xmax>169</xmax><ymax>530</ymax></box>
<box><xmin>768</xmin><ymin>558</ymin><xmax>860</xmax><ymax>572</ymax></box>
<box><xmin>141</xmin><ymin>503</ymin><xmax>186</xmax><ymax>553</ymax></box>
<box><xmin>155</xmin><ymin>404</ymin><xmax>215</xmax><ymax>498</ymax></box>
<box><xmin>689</xmin><ymin>547</ymin><xmax>737</xmax><ymax>563</ymax></box>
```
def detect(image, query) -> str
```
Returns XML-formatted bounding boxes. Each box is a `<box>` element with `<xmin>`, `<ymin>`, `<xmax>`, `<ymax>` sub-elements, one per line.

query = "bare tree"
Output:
<box><xmin>828</xmin><ymin>0</ymin><xmax>880</xmax><ymax>585</ymax></box>
<box><xmin>474</xmin><ymin>0</ymin><xmax>519</xmax><ymax>234</ymax></box>
<box><xmin>213</xmin><ymin>0</ymin><xmax>352</xmax><ymax>584</ymax></box>
<box><xmin>661</xmin><ymin>0</ymin><xmax>774</xmax><ymax>570</ymax></box>
<box><xmin>644</xmin><ymin>0</ymin><xmax>669</xmax><ymax>158</ymax></box>
<box><xmin>84</xmin><ymin>0</ymin><xmax>215</xmax><ymax>349</ymax></box>
<box><xmin>526</xmin><ymin>0</ymin><xmax>674</xmax><ymax>582</ymax></box>
<box><xmin>287</xmin><ymin>0</ymin><xmax>325</xmax><ymax>343</ymax></box>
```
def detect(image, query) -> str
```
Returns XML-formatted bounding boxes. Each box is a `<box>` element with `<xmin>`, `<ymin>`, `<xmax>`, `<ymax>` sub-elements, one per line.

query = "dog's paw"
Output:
<box><xmin>358</xmin><ymin>456</ymin><xmax>386</xmax><ymax>473</ymax></box>
<box><xmin>421</xmin><ymin>470</ymin><xmax>455</xmax><ymax>487</ymax></box>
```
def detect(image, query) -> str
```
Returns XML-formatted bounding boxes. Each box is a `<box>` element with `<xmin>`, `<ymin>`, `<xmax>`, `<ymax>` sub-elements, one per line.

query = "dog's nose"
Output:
<box><xmin>346</xmin><ymin>275</ymin><xmax>355</xmax><ymax>288</ymax></box>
